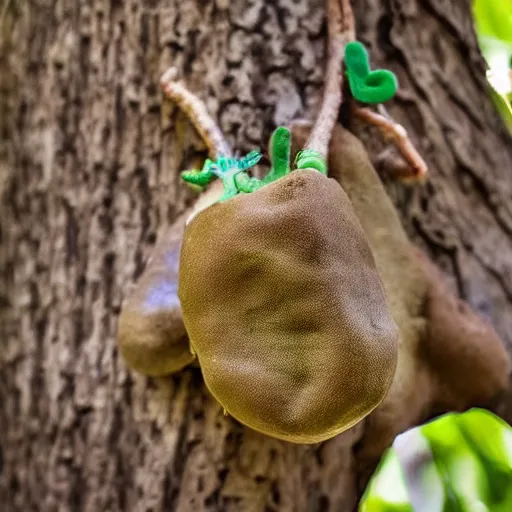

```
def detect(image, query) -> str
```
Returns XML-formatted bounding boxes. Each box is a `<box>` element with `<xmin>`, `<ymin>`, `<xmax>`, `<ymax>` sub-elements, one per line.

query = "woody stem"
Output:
<box><xmin>304</xmin><ymin>0</ymin><xmax>356</xmax><ymax>159</ymax></box>
<box><xmin>352</xmin><ymin>104</ymin><xmax>428</xmax><ymax>179</ymax></box>
<box><xmin>160</xmin><ymin>68</ymin><xmax>233</xmax><ymax>159</ymax></box>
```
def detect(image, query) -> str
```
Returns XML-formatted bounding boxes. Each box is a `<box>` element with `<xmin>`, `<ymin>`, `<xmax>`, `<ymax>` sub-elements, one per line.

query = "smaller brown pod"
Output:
<box><xmin>179</xmin><ymin>169</ymin><xmax>399</xmax><ymax>443</ymax></box>
<box><xmin>117</xmin><ymin>182</ymin><xmax>223</xmax><ymax>377</ymax></box>
<box><xmin>117</xmin><ymin>215</ymin><xmax>193</xmax><ymax>376</ymax></box>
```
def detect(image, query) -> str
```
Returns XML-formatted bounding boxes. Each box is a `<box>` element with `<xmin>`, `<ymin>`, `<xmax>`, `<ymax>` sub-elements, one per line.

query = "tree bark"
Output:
<box><xmin>1</xmin><ymin>0</ymin><xmax>512</xmax><ymax>511</ymax></box>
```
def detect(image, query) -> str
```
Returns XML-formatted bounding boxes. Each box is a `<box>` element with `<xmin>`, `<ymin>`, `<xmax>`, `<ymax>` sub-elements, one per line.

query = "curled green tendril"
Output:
<box><xmin>344</xmin><ymin>41</ymin><xmax>398</xmax><ymax>104</ymax></box>
<box><xmin>181</xmin><ymin>159</ymin><xmax>215</xmax><ymax>186</ymax></box>
<box><xmin>295</xmin><ymin>149</ymin><xmax>327</xmax><ymax>175</ymax></box>
<box><xmin>235</xmin><ymin>172</ymin><xmax>265</xmax><ymax>193</ymax></box>
<box><xmin>263</xmin><ymin>126</ymin><xmax>292</xmax><ymax>184</ymax></box>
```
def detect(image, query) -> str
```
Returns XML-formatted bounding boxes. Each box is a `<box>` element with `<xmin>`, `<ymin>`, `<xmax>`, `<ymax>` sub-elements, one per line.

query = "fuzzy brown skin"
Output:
<box><xmin>117</xmin><ymin>181</ymin><xmax>224</xmax><ymax>376</ymax></box>
<box><xmin>417</xmin><ymin>249</ymin><xmax>510</xmax><ymax>406</ymax></box>
<box><xmin>117</xmin><ymin>210</ymin><xmax>192</xmax><ymax>376</ymax></box>
<box><xmin>292</xmin><ymin>121</ymin><xmax>510</xmax><ymax>473</ymax></box>
<box><xmin>179</xmin><ymin>169</ymin><xmax>398</xmax><ymax>443</ymax></box>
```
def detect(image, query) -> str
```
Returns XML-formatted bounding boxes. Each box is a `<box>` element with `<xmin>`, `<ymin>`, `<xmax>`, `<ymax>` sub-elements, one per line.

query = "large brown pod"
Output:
<box><xmin>178</xmin><ymin>168</ymin><xmax>399</xmax><ymax>443</ymax></box>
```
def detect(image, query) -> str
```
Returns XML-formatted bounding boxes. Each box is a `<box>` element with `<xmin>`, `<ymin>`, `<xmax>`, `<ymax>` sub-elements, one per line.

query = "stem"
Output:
<box><xmin>160</xmin><ymin>68</ymin><xmax>232</xmax><ymax>159</ymax></box>
<box><xmin>303</xmin><ymin>0</ymin><xmax>356</xmax><ymax>159</ymax></box>
<box><xmin>353</xmin><ymin>105</ymin><xmax>428</xmax><ymax>179</ymax></box>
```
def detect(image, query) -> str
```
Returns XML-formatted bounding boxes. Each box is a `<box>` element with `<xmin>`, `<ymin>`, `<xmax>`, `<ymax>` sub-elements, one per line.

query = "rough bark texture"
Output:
<box><xmin>1</xmin><ymin>0</ymin><xmax>511</xmax><ymax>511</ymax></box>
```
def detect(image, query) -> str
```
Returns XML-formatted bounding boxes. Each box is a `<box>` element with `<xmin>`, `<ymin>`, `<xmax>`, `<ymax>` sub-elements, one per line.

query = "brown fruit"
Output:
<box><xmin>178</xmin><ymin>169</ymin><xmax>398</xmax><ymax>443</ymax></box>
<box><xmin>117</xmin><ymin>182</ymin><xmax>224</xmax><ymax>377</ymax></box>
<box><xmin>117</xmin><ymin>220</ymin><xmax>192</xmax><ymax>377</ymax></box>
<box><xmin>290</xmin><ymin>122</ymin><xmax>510</xmax><ymax>466</ymax></box>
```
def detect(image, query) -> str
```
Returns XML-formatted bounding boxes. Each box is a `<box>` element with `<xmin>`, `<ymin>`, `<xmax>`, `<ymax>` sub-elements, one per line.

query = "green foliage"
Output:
<box><xmin>473</xmin><ymin>0</ymin><xmax>512</xmax><ymax>131</ymax></box>
<box><xmin>360</xmin><ymin>409</ymin><xmax>512</xmax><ymax>512</ymax></box>
<box><xmin>489</xmin><ymin>84</ymin><xmax>512</xmax><ymax>132</ymax></box>
<box><xmin>474</xmin><ymin>0</ymin><xmax>512</xmax><ymax>45</ymax></box>
<box><xmin>360</xmin><ymin>450</ymin><xmax>414</xmax><ymax>512</ymax></box>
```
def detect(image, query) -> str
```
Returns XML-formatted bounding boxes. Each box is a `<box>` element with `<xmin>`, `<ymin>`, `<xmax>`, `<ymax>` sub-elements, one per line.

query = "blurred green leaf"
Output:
<box><xmin>361</xmin><ymin>498</ymin><xmax>413</xmax><ymax>512</ymax></box>
<box><xmin>456</xmin><ymin>409</ymin><xmax>512</xmax><ymax>508</ymax></box>
<box><xmin>361</xmin><ymin>409</ymin><xmax>512</xmax><ymax>512</ymax></box>
<box><xmin>473</xmin><ymin>0</ymin><xmax>512</xmax><ymax>44</ymax></box>
<box><xmin>489</xmin><ymin>84</ymin><xmax>512</xmax><ymax>131</ymax></box>
<box><xmin>422</xmin><ymin>413</ymin><xmax>490</xmax><ymax>511</ymax></box>
<box><xmin>473</xmin><ymin>0</ymin><xmax>512</xmax><ymax>131</ymax></box>
<box><xmin>360</xmin><ymin>449</ymin><xmax>412</xmax><ymax>511</ymax></box>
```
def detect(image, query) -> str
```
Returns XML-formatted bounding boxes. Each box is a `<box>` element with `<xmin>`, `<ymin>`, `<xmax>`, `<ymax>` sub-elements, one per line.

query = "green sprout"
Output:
<box><xmin>182</xmin><ymin>151</ymin><xmax>263</xmax><ymax>202</ymax></box>
<box><xmin>181</xmin><ymin>158</ymin><xmax>216</xmax><ymax>187</ymax></box>
<box><xmin>262</xmin><ymin>126</ymin><xmax>292</xmax><ymax>184</ymax></box>
<box><xmin>181</xmin><ymin>125</ymin><xmax>327</xmax><ymax>203</ymax></box>
<box><xmin>295</xmin><ymin>149</ymin><xmax>327</xmax><ymax>175</ymax></box>
<box><xmin>344</xmin><ymin>41</ymin><xmax>398</xmax><ymax>104</ymax></box>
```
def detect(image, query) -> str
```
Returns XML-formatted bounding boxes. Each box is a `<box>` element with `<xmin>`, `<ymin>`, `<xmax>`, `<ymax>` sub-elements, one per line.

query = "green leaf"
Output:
<box><xmin>472</xmin><ymin>1</ymin><xmax>512</xmax><ymax>130</ymax></box>
<box><xmin>489</xmin><ymin>83</ymin><xmax>512</xmax><ymax>132</ymax></box>
<box><xmin>473</xmin><ymin>0</ymin><xmax>512</xmax><ymax>45</ymax></box>
<box><xmin>361</xmin><ymin>410</ymin><xmax>512</xmax><ymax>511</ymax></box>
<box><xmin>421</xmin><ymin>413</ymin><xmax>490</xmax><ymax>511</ymax></box>
<box><xmin>455</xmin><ymin>409</ymin><xmax>512</xmax><ymax>507</ymax></box>
<box><xmin>361</xmin><ymin>498</ymin><xmax>413</xmax><ymax>512</ymax></box>
<box><xmin>360</xmin><ymin>449</ymin><xmax>412</xmax><ymax>511</ymax></box>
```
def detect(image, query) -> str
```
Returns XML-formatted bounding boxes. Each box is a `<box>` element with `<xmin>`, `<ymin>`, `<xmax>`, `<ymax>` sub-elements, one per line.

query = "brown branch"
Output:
<box><xmin>353</xmin><ymin>104</ymin><xmax>428</xmax><ymax>180</ymax></box>
<box><xmin>304</xmin><ymin>0</ymin><xmax>356</xmax><ymax>159</ymax></box>
<box><xmin>160</xmin><ymin>68</ymin><xmax>232</xmax><ymax>159</ymax></box>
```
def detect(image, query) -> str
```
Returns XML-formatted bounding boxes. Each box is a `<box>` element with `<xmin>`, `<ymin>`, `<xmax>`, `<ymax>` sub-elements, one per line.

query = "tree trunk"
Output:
<box><xmin>1</xmin><ymin>0</ymin><xmax>511</xmax><ymax>511</ymax></box>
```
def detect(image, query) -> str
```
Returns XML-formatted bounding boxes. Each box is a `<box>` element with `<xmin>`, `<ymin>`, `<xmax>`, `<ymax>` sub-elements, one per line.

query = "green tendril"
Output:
<box><xmin>181</xmin><ymin>124</ymin><xmax>332</xmax><ymax>206</ymax></box>
<box><xmin>262</xmin><ymin>126</ymin><xmax>292</xmax><ymax>184</ymax></box>
<box><xmin>235</xmin><ymin>172</ymin><xmax>265</xmax><ymax>194</ymax></box>
<box><xmin>344</xmin><ymin>41</ymin><xmax>398</xmax><ymax>104</ymax></box>
<box><xmin>295</xmin><ymin>149</ymin><xmax>327</xmax><ymax>175</ymax></box>
<box><xmin>181</xmin><ymin>159</ymin><xmax>215</xmax><ymax>187</ymax></box>
<box><xmin>181</xmin><ymin>152</ymin><xmax>264</xmax><ymax>203</ymax></box>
